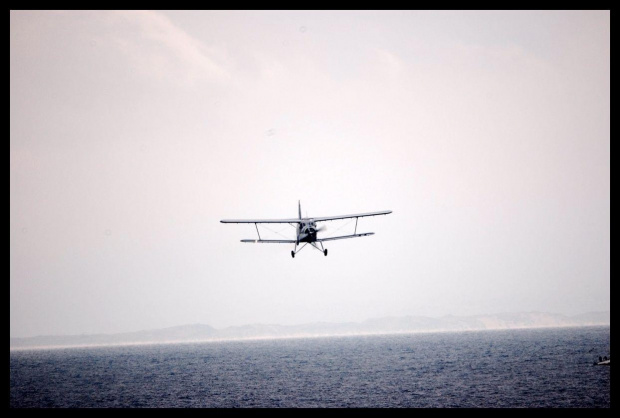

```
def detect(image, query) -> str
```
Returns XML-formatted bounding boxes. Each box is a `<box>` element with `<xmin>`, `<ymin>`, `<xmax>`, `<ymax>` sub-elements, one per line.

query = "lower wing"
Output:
<box><xmin>239</xmin><ymin>233</ymin><xmax>374</xmax><ymax>243</ymax></box>
<box><xmin>316</xmin><ymin>233</ymin><xmax>374</xmax><ymax>242</ymax></box>
<box><xmin>240</xmin><ymin>239</ymin><xmax>296</xmax><ymax>244</ymax></box>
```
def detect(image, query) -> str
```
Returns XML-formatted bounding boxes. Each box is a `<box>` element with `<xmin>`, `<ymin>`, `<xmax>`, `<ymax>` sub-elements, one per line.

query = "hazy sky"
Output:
<box><xmin>10</xmin><ymin>10</ymin><xmax>609</xmax><ymax>338</ymax></box>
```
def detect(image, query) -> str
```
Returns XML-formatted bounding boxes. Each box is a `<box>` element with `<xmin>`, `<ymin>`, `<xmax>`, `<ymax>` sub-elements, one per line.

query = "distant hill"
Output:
<box><xmin>10</xmin><ymin>311</ymin><xmax>609</xmax><ymax>350</ymax></box>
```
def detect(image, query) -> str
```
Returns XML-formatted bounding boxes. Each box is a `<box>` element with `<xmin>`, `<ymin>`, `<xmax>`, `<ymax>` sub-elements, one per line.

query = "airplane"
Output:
<box><xmin>221</xmin><ymin>201</ymin><xmax>392</xmax><ymax>257</ymax></box>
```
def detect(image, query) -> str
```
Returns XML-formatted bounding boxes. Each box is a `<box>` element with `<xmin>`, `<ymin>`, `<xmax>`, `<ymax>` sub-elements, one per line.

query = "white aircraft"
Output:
<box><xmin>221</xmin><ymin>201</ymin><xmax>392</xmax><ymax>257</ymax></box>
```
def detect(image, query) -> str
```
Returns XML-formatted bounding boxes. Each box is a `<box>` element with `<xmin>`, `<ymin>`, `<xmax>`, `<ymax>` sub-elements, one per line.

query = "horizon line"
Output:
<box><xmin>10</xmin><ymin>309</ymin><xmax>610</xmax><ymax>341</ymax></box>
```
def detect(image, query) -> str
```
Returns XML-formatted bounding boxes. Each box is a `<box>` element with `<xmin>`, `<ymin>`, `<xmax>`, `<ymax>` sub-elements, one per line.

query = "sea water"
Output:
<box><xmin>10</xmin><ymin>326</ymin><xmax>610</xmax><ymax>408</ymax></box>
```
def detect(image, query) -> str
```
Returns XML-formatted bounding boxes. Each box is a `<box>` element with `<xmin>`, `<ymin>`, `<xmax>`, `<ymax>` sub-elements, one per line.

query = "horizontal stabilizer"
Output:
<box><xmin>241</xmin><ymin>239</ymin><xmax>296</xmax><ymax>244</ymax></box>
<box><xmin>316</xmin><ymin>232</ymin><xmax>374</xmax><ymax>242</ymax></box>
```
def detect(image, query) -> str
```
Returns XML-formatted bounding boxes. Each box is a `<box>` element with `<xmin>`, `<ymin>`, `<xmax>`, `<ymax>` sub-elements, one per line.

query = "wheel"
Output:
<box><xmin>324</xmin><ymin>249</ymin><xmax>328</xmax><ymax>256</ymax></box>
<box><xmin>291</xmin><ymin>251</ymin><xmax>295</xmax><ymax>258</ymax></box>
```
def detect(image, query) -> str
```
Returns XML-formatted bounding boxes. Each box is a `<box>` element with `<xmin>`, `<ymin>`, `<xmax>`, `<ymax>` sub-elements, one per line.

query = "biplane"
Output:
<box><xmin>221</xmin><ymin>201</ymin><xmax>392</xmax><ymax>257</ymax></box>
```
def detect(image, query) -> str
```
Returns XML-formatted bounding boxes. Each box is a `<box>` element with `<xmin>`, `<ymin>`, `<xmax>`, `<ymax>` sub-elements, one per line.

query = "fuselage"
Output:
<box><xmin>296</xmin><ymin>201</ymin><xmax>317</xmax><ymax>243</ymax></box>
<box><xmin>297</xmin><ymin>220</ymin><xmax>318</xmax><ymax>243</ymax></box>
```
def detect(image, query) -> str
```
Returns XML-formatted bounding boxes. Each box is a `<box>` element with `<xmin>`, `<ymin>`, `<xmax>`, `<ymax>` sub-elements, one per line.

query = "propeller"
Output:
<box><xmin>298</xmin><ymin>224</ymin><xmax>326</xmax><ymax>240</ymax></box>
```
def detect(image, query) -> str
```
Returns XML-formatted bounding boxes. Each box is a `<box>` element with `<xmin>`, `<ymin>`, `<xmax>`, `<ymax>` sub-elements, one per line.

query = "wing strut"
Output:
<box><xmin>255</xmin><ymin>223</ymin><xmax>261</xmax><ymax>240</ymax></box>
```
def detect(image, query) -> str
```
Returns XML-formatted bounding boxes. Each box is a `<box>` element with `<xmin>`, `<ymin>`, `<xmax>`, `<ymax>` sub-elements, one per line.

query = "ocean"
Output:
<box><xmin>10</xmin><ymin>326</ymin><xmax>610</xmax><ymax>408</ymax></box>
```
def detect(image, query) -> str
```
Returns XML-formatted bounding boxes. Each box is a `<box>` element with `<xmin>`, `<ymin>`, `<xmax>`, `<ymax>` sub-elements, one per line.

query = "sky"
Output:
<box><xmin>10</xmin><ymin>10</ymin><xmax>609</xmax><ymax>338</ymax></box>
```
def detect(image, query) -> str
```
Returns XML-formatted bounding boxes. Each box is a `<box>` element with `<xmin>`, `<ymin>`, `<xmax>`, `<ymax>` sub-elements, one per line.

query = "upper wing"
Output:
<box><xmin>221</xmin><ymin>218</ymin><xmax>301</xmax><ymax>224</ymax></box>
<box><xmin>221</xmin><ymin>210</ymin><xmax>392</xmax><ymax>224</ymax></box>
<box><xmin>311</xmin><ymin>210</ymin><xmax>392</xmax><ymax>223</ymax></box>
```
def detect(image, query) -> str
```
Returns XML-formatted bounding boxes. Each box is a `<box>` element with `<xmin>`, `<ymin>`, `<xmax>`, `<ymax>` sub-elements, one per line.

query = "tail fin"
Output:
<box><xmin>298</xmin><ymin>200</ymin><xmax>302</xmax><ymax>219</ymax></box>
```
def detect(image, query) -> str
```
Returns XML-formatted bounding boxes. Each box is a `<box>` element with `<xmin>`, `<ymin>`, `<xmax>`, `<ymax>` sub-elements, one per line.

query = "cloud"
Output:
<box><xmin>107</xmin><ymin>11</ymin><xmax>231</xmax><ymax>85</ymax></box>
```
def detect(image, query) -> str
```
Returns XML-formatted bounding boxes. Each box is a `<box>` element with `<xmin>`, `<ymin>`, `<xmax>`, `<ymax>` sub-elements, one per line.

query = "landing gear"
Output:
<box><xmin>291</xmin><ymin>241</ymin><xmax>327</xmax><ymax>257</ymax></box>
